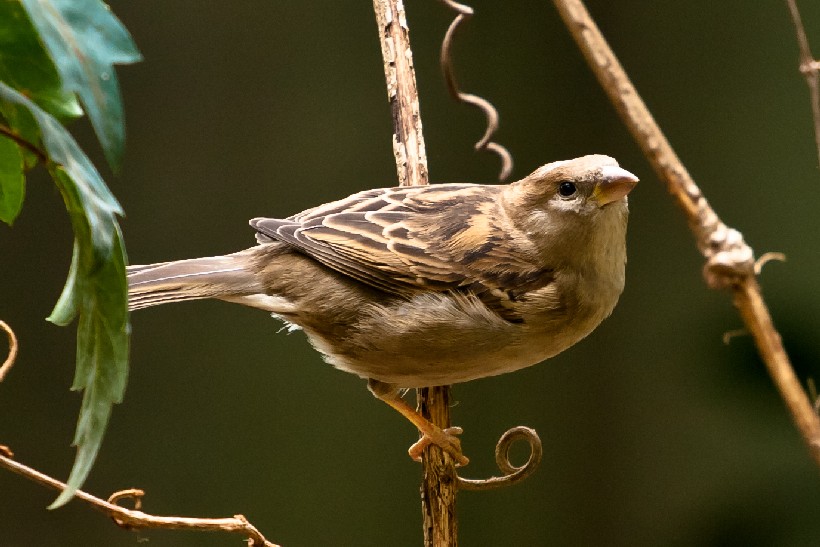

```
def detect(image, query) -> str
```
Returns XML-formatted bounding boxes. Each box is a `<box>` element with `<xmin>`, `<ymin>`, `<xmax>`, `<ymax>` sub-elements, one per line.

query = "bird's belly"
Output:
<box><xmin>300</xmin><ymin>291</ymin><xmax>595</xmax><ymax>388</ymax></box>
<box><xmin>331</xmin><ymin>337</ymin><xmax>559</xmax><ymax>387</ymax></box>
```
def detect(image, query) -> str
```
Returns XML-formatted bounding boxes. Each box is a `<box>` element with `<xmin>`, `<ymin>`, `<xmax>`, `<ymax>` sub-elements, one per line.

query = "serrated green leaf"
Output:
<box><xmin>46</xmin><ymin>175</ymin><xmax>128</xmax><ymax>508</ymax></box>
<box><xmin>0</xmin><ymin>136</ymin><xmax>24</xmax><ymax>224</ymax></box>
<box><xmin>19</xmin><ymin>0</ymin><xmax>141</xmax><ymax>171</ymax></box>
<box><xmin>0</xmin><ymin>0</ymin><xmax>82</xmax><ymax>120</ymax></box>
<box><xmin>0</xmin><ymin>82</ymin><xmax>129</xmax><ymax>508</ymax></box>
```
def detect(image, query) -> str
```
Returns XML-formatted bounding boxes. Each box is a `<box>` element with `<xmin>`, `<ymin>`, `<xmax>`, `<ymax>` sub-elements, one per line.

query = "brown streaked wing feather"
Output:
<box><xmin>250</xmin><ymin>183</ymin><xmax>556</xmax><ymax>321</ymax></box>
<box><xmin>255</xmin><ymin>219</ymin><xmax>412</xmax><ymax>295</ymax></box>
<box><xmin>252</xmin><ymin>185</ymin><xmax>476</xmax><ymax>292</ymax></box>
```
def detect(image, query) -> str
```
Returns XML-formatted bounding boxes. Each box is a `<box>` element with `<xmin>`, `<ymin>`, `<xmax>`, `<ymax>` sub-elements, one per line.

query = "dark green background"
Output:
<box><xmin>3</xmin><ymin>1</ymin><xmax>820</xmax><ymax>545</ymax></box>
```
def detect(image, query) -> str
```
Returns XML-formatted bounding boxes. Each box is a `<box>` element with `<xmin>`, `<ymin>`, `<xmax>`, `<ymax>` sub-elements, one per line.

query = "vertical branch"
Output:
<box><xmin>418</xmin><ymin>387</ymin><xmax>459</xmax><ymax>546</ymax></box>
<box><xmin>372</xmin><ymin>2</ymin><xmax>458</xmax><ymax>545</ymax></box>
<box><xmin>372</xmin><ymin>0</ymin><xmax>430</xmax><ymax>187</ymax></box>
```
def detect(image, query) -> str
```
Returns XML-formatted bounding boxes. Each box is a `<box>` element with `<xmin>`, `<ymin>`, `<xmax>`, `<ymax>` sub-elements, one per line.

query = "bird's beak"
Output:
<box><xmin>592</xmin><ymin>166</ymin><xmax>639</xmax><ymax>206</ymax></box>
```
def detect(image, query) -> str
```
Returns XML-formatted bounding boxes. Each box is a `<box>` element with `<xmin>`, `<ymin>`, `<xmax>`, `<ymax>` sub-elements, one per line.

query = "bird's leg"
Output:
<box><xmin>367</xmin><ymin>379</ymin><xmax>469</xmax><ymax>466</ymax></box>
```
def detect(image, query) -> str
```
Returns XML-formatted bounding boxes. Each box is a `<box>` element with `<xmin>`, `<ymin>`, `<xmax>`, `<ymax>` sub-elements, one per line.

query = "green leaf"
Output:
<box><xmin>0</xmin><ymin>0</ymin><xmax>82</xmax><ymax>120</ymax></box>
<box><xmin>19</xmin><ymin>0</ymin><xmax>141</xmax><ymax>170</ymax></box>
<box><xmin>47</xmin><ymin>173</ymin><xmax>128</xmax><ymax>509</ymax></box>
<box><xmin>0</xmin><ymin>136</ymin><xmax>24</xmax><ymax>224</ymax></box>
<box><xmin>0</xmin><ymin>82</ymin><xmax>129</xmax><ymax>508</ymax></box>
<box><xmin>0</xmin><ymin>81</ymin><xmax>122</xmax><ymax>257</ymax></box>
<box><xmin>48</xmin><ymin>239</ymin><xmax>80</xmax><ymax>326</ymax></box>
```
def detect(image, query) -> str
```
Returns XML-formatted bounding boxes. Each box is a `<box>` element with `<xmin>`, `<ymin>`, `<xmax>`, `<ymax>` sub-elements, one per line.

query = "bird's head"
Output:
<box><xmin>503</xmin><ymin>155</ymin><xmax>639</xmax><ymax>257</ymax></box>
<box><xmin>508</xmin><ymin>154</ymin><xmax>638</xmax><ymax>215</ymax></box>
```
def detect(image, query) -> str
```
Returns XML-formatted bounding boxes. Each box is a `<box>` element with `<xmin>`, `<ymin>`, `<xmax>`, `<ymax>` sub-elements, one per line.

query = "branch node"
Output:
<box><xmin>799</xmin><ymin>60</ymin><xmax>820</xmax><ymax>76</ymax></box>
<box><xmin>701</xmin><ymin>227</ymin><xmax>755</xmax><ymax>290</ymax></box>
<box><xmin>457</xmin><ymin>426</ymin><xmax>542</xmax><ymax>491</ymax></box>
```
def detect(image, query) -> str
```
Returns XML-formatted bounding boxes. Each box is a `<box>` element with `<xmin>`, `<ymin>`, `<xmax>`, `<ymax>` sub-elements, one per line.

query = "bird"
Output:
<box><xmin>127</xmin><ymin>154</ymin><xmax>638</xmax><ymax>465</ymax></box>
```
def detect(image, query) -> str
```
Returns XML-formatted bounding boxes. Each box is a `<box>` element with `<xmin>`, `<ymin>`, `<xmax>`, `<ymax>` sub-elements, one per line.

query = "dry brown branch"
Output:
<box><xmin>0</xmin><ymin>448</ymin><xmax>279</xmax><ymax>546</ymax></box>
<box><xmin>552</xmin><ymin>0</ymin><xmax>820</xmax><ymax>468</ymax></box>
<box><xmin>417</xmin><ymin>386</ymin><xmax>459</xmax><ymax>546</ymax></box>
<box><xmin>437</xmin><ymin>0</ymin><xmax>513</xmax><ymax>181</ymax></box>
<box><xmin>372</xmin><ymin>0</ymin><xmax>429</xmax><ymax>188</ymax></box>
<box><xmin>786</xmin><ymin>0</ymin><xmax>820</xmax><ymax>167</ymax></box>
<box><xmin>0</xmin><ymin>320</ymin><xmax>19</xmax><ymax>382</ymax></box>
<box><xmin>372</xmin><ymin>3</ymin><xmax>547</xmax><ymax>542</ymax></box>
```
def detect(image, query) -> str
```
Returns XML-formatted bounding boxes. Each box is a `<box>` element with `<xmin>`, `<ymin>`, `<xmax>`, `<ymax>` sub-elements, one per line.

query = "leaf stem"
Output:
<box><xmin>0</xmin><ymin>123</ymin><xmax>47</xmax><ymax>164</ymax></box>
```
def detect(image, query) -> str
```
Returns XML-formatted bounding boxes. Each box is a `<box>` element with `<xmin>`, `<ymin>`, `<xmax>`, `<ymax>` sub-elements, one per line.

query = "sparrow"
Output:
<box><xmin>127</xmin><ymin>154</ymin><xmax>638</xmax><ymax>465</ymax></box>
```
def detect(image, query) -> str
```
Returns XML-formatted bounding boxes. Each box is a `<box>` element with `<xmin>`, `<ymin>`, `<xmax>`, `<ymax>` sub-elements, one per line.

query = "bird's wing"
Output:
<box><xmin>251</xmin><ymin>184</ymin><xmax>554</xmax><ymax>320</ymax></box>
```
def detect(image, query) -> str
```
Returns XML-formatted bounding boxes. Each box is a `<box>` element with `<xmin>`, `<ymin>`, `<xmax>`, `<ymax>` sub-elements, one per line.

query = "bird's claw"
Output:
<box><xmin>408</xmin><ymin>426</ymin><xmax>469</xmax><ymax>466</ymax></box>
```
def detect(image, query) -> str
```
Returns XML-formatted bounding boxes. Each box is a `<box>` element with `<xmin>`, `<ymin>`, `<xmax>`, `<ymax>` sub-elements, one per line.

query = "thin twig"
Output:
<box><xmin>0</xmin><ymin>449</ymin><xmax>279</xmax><ymax>546</ymax></box>
<box><xmin>438</xmin><ymin>0</ymin><xmax>513</xmax><ymax>181</ymax></box>
<box><xmin>0</xmin><ymin>320</ymin><xmax>19</xmax><ymax>382</ymax></box>
<box><xmin>785</xmin><ymin>0</ymin><xmax>820</xmax><ymax>167</ymax></box>
<box><xmin>552</xmin><ymin>0</ymin><xmax>820</xmax><ymax>469</ymax></box>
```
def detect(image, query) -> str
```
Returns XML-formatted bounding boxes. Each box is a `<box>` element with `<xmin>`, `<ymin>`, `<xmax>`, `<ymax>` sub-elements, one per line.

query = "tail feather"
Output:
<box><xmin>127</xmin><ymin>251</ymin><xmax>264</xmax><ymax>311</ymax></box>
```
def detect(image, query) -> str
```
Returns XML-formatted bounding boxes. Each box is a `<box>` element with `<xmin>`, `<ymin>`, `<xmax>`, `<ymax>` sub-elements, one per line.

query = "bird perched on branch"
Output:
<box><xmin>128</xmin><ymin>154</ymin><xmax>638</xmax><ymax>465</ymax></box>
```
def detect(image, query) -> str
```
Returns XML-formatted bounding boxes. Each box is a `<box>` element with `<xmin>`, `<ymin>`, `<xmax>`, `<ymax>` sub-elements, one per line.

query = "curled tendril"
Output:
<box><xmin>438</xmin><ymin>0</ymin><xmax>513</xmax><ymax>181</ymax></box>
<box><xmin>107</xmin><ymin>488</ymin><xmax>145</xmax><ymax>528</ymax></box>
<box><xmin>0</xmin><ymin>320</ymin><xmax>19</xmax><ymax>383</ymax></box>
<box><xmin>457</xmin><ymin>426</ymin><xmax>542</xmax><ymax>491</ymax></box>
<box><xmin>721</xmin><ymin>328</ymin><xmax>748</xmax><ymax>345</ymax></box>
<box><xmin>108</xmin><ymin>488</ymin><xmax>145</xmax><ymax>509</ymax></box>
<box><xmin>754</xmin><ymin>252</ymin><xmax>786</xmax><ymax>275</ymax></box>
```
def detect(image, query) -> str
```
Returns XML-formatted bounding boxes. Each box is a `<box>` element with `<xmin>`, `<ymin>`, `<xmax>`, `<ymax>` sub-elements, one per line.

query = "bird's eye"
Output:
<box><xmin>558</xmin><ymin>181</ymin><xmax>577</xmax><ymax>197</ymax></box>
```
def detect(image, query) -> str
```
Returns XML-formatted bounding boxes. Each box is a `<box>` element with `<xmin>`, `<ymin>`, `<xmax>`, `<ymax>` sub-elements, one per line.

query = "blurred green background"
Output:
<box><xmin>3</xmin><ymin>1</ymin><xmax>820</xmax><ymax>545</ymax></box>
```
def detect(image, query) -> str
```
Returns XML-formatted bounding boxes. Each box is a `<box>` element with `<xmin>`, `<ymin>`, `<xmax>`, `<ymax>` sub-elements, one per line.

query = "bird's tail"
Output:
<box><xmin>127</xmin><ymin>249</ymin><xmax>265</xmax><ymax>311</ymax></box>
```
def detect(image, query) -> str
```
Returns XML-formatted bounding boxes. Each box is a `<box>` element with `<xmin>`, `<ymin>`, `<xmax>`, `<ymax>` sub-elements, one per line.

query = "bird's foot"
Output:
<box><xmin>408</xmin><ymin>425</ymin><xmax>469</xmax><ymax>466</ymax></box>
